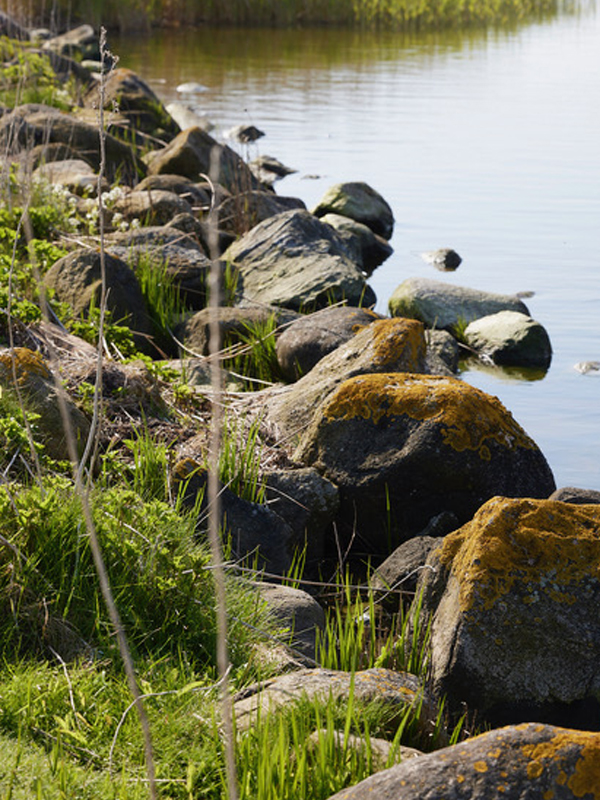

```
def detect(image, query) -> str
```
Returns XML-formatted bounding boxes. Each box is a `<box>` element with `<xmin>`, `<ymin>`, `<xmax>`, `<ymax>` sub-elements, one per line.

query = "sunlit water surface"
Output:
<box><xmin>113</xmin><ymin>5</ymin><xmax>600</xmax><ymax>489</ymax></box>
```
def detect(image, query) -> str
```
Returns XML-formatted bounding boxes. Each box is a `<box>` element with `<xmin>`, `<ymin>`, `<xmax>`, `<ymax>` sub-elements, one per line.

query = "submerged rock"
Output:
<box><xmin>421</xmin><ymin>247</ymin><xmax>462</xmax><ymax>271</ymax></box>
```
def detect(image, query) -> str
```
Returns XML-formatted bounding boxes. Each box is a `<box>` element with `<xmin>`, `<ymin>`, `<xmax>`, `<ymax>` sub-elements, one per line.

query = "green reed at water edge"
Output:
<box><xmin>14</xmin><ymin>0</ymin><xmax>562</xmax><ymax>31</ymax></box>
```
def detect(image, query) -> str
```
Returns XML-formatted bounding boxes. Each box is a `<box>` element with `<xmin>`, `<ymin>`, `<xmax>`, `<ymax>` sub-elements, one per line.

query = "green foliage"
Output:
<box><xmin>0</xmin><ymin>40</ymin><xmax>74</xmax><ymax>110</ymax></box>
<box><xmin>133</xmin><ymin>250</ymin><xmax>188</xmax><ymax>356</ymax></box>
<box><xmin>218</xmin><ymin>414</ymin><xmax>266</xmax><ymax>503</ymax></box>
<box><xmin>0</xmin><ymin>386</ymin><xmax>43</xmax><ymax>477</ymax></box>
<box><xmin>222</xmin><ymin>314</ymin><xmax>282</xmax><ymax>390</ymax></box>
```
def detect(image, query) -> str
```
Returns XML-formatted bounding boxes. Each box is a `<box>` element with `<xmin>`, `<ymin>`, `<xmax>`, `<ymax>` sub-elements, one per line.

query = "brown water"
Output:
<box><xmin>112</xmin><ymin>4</ymin><xmax>600</xmax><ymax>489</ymax></box>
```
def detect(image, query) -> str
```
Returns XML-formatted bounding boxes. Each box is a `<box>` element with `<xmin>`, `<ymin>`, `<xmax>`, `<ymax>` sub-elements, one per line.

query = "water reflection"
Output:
<box><xmin>460</xmin><ymin>356</ymin><xmax>549</xmax><ymax>383</ymax></box>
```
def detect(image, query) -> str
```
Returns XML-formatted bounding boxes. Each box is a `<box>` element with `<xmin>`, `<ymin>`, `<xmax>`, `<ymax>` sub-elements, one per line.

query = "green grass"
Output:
<box><xmin>25</xmin><ymin>0</ymin><xmax>561</xmax><ymax>29</ymax></box>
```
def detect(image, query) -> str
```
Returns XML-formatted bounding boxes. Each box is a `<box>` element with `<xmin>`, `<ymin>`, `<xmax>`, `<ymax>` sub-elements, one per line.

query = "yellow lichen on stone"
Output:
<box><xmin>321</xmin><ymin>372</ymin><xmax>537</xmax><ymax>459</ymax></box>
<box><xmin>473</xmin><ymin>761</ymin><xmax>488</xmax><ymax>773</ymax></box>
<box><xmin>521</xmin><ymin>729</ymin><xmax>600</xmax><ymax>799</ymax></box>
<box><xmin>0</xmin><ymin>347</ymin><xmax>51</xmax><ymax>385</ymax></box>
<box><xmin>368</xmin><ymin>318</ymin><xmax>426</xmax><ymax>371</ymax></box>
<box><xmin>439</xmin><ymin>497</ymin><xmax>600</xmax><ymax>612</ymax></box>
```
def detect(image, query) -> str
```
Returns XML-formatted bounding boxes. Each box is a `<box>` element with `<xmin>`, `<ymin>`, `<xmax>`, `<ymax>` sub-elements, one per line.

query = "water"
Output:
<box><xmin>113</xmin><ymin>5</ymin><xmax>600</xmax><ymax>490</ymax></box>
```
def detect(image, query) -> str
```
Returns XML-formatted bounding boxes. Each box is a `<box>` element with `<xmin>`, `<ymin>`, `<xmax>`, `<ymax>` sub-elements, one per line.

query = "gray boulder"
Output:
<box><xmin>218</xmin><ymin>190</ymin><xmax>306</xmax><ymax>235</ymax></box>
<box><xmin>249</xmin><ymin>154</ymin><xmax>297</xmax><ymax>186</ymax></box>
<box><xmin>112</xmin><ymin>189</ymin><xmax>193</xmax><ymax>227</ymax></box>
<box><xmin>223</xmin><ymin>209</ymin><xmax>375</xmax><ymax>312</ymax></box>
<box><xmin>420</xmin><ymin>247</ymin><xmax>462</xmax><ymax>271</ymax></box>
<box><xmin>388</xmin><ymin>277</ymin><xmax>530</xmax><ymax>331</ymax></box>
<box><xmin>425</xmin><ymin>329</ymin><xmax>461</xmax><ymax>374</ymax></box>
<box><xmin>549</xmin><ymin>486</ymin><xmax>600</xmax><ymax>505</ymax></box>
<box><xmin>136</xmin><ymin>174</ymin><xmax>211</xmax><ymax>209</ymax></box>
<box><xmin>253</xmin><ymin>582</ymin><xmax>325</xmax><ymax>664</ymax></box>
<box><xmin>145</xmin><ymin>126</ymin><xmax>260</xmax><ymax>194</ymax></box>
<box><xmin>42</xmin><ymin>24</ymin><xmax>99</xmax><ymax>60</ymax></box>
<box><xmin>464</xmin><ymin>310</ymin><xmax>552</xmax><ymax>368</ymax></box>
<box><xmin>295</xmin><ymin>373</ymin><xmax>556</xmax><ymax>556</ymax></box>
<box><xmin>312</xmin><ymin>182</ymin><xmax>394</xmax><ymax>240</ymax></box>
<box><xmin>32</xmin><ymin>158</ymin><xmax>106</xmax><ymax>196</ymax></box>
<box><xmin>417</xmin><ymin>496</ymin><xmax>600</xmax><ymax>728</ymax></box>
<box><xmin>275</xmin><ymin>306</ymin><xmax>384</xmax><ymax>381</ymax></box>
<box><xmin>324</xmin><ymin>722</ymin><xmax>600</xmax><ymax>800</ymax></box>
<box><xmin>43</xmin><ymin>249</ymin><xmax>152</xmax><ymax>352</ymax></box>
<box><xmin>307</xmin><ymin>730</ymin><xmax>422</xmax><ymax>770</ymax></box>
<box><xmin>321</xmin><ymin>213</ymin><xmax>394</xmax><ymax>274</ymax></box>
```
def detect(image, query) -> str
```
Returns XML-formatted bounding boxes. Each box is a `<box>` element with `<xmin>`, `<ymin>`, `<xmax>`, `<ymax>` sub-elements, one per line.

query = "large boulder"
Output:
<box><xmin>295</xmin><ymin>374</ymin><xmax>556</xmax><ymax>556</ymax></box>
<box><xmin>112</xmin><ymin>189</ymin><xmax>193</xmax><ymax>227</ymax></box>
<box><xmin>324</xmin><ymin>723</ymin><xmax>600</xmax><ymax>800</ymax></box>
<box><xmin>320</xmin><ymin>213</ymin><xmax>394</xmax><ymax>274</ymax></box>
<box><xmin>464</xmin><ymin>310</ymin><xmax>552</xmax><ymax>368</ymax></box>
<box><xmin>42</xmin><ymin>24</ymin><xmax>99</xmax><ymax>60</ymax></box>
<box><xmin>266</xmin><ymin>318</ymin><xmax>429</xmax><ymax>442</ymax></box>
<box><xmin>0</xmin><ymin>104</ymin><xmax>144</xmax><ymax>184</ymax></box>
<box><xmin>388</xmin><ymin>277</ymin><xmax>530</xmax><ymax>331</ymax></box>
<box><xmin>223</xmin><ymin>209</ymin><xmax>376</xmax><ymax>311</ymax></box>
<box><xmin>83</xmin><ymin>67</ymin><xmax>179</xmax><ymax>141</ymax></box>
<box><xmin>145</xmin><ymin>126</ymin><xmax>260</xmax><ymax>194</ymax></box>
<box><xmin>417</xmin><ymin>497</ymin><xmax>600</xmax><ymax>729</ymax></box>
<box><xmin>43</xmin><ymin>249</ymin><xmax>153</xmax><ymax>351</ymax></box>
<box><xmin>312</xmin><ymin>182</ymin><xmax>394</xmax><ymax>240</ymax></box>
<box><xmin>275</xmin><ymin>306</ymin><xmax>385</xmax><ymax>381</ymax></box>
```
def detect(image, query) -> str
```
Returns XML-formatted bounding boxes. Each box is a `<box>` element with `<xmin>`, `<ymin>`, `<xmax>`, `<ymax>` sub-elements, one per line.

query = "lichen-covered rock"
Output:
<box><xmin>0</xmin><ymin>347</ymin><xmax>89</xmax><ymax>461</ymax></box>
<box><xmin>312</xmin><ymin>182</ymin><xmax>394</xmax><ymax>240</ymax></box>
<box><xmin>275</xmin><ymin>306</ymin><xmax>384</xmax><ymax>382</ymax></box>
<box><xmin>388</xmin><ymin>277</ymin><xmax>530</xmax><ymax>331</ymax></box>
<box><xmin>233</xmin><ymin>668</ymin><xmax>436</xmax><ymax>735</ymax></box>
<box><xmin>267</xmin><ymin>318</ymin><xmax>428</xmax><ymax>442</ymax></box>
<box><xmin>223</xmin><ymin>209</ymin><xmax>376</xmax><ymax>312</ymax></box>
<box><xmin>418</xmin><ymin>497</ymin><xmax>600</xmax><ymax>728</ymax></box>
<box><xmin>145</xmin><ymin>126</ymin><xmax>259</xmax><ymax>194</ymax></box>
<box><xmin>43</xmin><ymin>249</ymin><xmax>153</xmax><ymax>353</ymax></box>
<box><xmin>295</xmin><ymin>374</ymin><xmax>555</xmax><ymax>555</ymax></box>
<box><xmin>465</xmin><ymin>310</ymin><xmax>552</xmax><ymax>368</ymax></box>
<box><xmin>324</xmin><ymin>723</ymin><xmax>600</xmax><ymax>800</ymax></box>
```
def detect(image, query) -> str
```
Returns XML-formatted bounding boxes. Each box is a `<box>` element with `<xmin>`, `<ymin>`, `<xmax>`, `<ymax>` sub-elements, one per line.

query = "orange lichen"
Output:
<box><xmin>439</xmin><ymin>497</ymin><xmax>600</xmax><ymax>612</ymax></box>
<box><xmin>368</xmin><ymin>318</ymin><xmax>426</xmax><ymax>372</ymax></box>
<box><xmin>0</xmin><ymin>347</ymin><xmax>51</xmax><ymax>384</ymax></box>
<box><xmin>321</xmin><ymin>372</ymin><xmax>537</xmax><ymax>460</ymax></box>
<box><xmin>473</xmin><ymin>761</ymin><xmax>488</xmax><ymax>773</ymax></box>
<box><xmin>521</xmin><ymin>729</ymin><xmax>600</xmax><ymax>798</ymax></box>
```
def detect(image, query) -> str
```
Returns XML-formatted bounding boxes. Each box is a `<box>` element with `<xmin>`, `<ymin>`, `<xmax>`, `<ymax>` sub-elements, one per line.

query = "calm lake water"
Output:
<box><xmin>113</xmin><ymin>3</ymin><xmax>600</xmax><ymax>490</ymax></box>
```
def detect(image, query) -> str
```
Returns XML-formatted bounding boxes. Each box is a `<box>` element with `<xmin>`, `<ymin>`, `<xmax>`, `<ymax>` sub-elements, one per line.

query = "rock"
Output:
<box><xmin>425</xmin><ymin>328</ymin><xmax>461</xmax><ymax>374</ymax></box>
<box><xmin>372</xmin><ymin>530</ymin><xmax>452</xmax><ymax>605</ymax></box>
<box><xmin>324</xmin><ymin>723</ymin><xmax>600</xmax><ymax>800</ymax></box>
<box><xmin>158</xmin><ymin>358</ymin><xmax>243</xmax><ymax>393</ymax></box>
<box><xmin>176</xmin><ymin>82</ymin><xmax>209</xmax><ymax>94</ymax></box>
<box><xmin>43</xmin><ymin>249</ymin><xmax>153</xmax><ymax>353</ymax></box>
<box><xmin>112</xmin><ymin>188</ymin><xmax>194</xmax><ymax>227</ymax></box>
<box><xmin>42</xmin><ymin>24</ymin><xmax>99</xmax><ymax>61</ymax></box>
<box><xmin>249</xmin><ymin>154</ymin><xmax>297</xmax><ymax>186</ymax></box>
<box><xmin>32</xmin><ymin>158</ymin><xmax>107</xmax><ymax>196</ymax></box>
<box><xmin>107</xmin><ymin>226</ymin><xmax>216</xmax><ymax>311</ymax></box>
<box><xmin>295</xmin><ymin>374</ymin><xmax>556</xmax><ymax>556</ymax></box>
<box><xmin>253</xmin><ymin>582</ymin><xmax>325</xmax><ymax>663</ymax></box>
<box><xmin>421</xmin><ymin>247</ymin><xmax>462</xmax><ymax>271</ymax></box>
<box><xmin>321</xmin><ymin>213</ymin><xmax>394</xmax><ymax>275</ymax></box>
<box><xmin>0</xmin><ymin>104</ymin><xmax>144</xmax><ymax>184</ymax></box>
<box><xmin>223</xmin><ymin>209</ymin><xmax>376</xmax><ymax>311</ymax></box>
<box><xmin>165</xmin><ymin>102</ymin><xmax>214</xmax><ymax>133</ymax></box>
<box><xmin>217</xmin><ymin>190</ymin><xmax>306</xmax><ymax>235</ymax></box>
<box><xmin>549</xmin><ymin>486</ymin><xmax>600</xmax><ymax>505</ymax></box>
<box><xmin>233</xmin><ymin>668</ymin><xmax>436</xmax><ymax>735</ymax></box>
<box><xmin>0</xmin><ymin>347</ymin><xmax>89</xmax><ymax>462</ymax></box>
<box><xmin>388</xmin><ymin>277</ymin><xmax>530</xmax><ymax>331</ymax></box>
<box><xmin>177</xmin><ymin>305</ymin><xmax>298</xmax><ymax>356</ymax></box>
<box><xmin>418</xmin><ymin>496</ymin><xmax>600</xmax><ymax>728</ymax></box>
<box><xmin>574</xmin><ymin>361</ymin><xmax>600</xmax><ymax>374</ymax></box>
<box><xmin>83</xmin><ymin>67</ymin><xmax>179</xmax><ymax>141</ymax></box>
<box><xmin>264</xmin><ymin>467</ymin><xmax>340</xmax><ymax>568</ymax></box>
<box><xmin>267</xmin><ymin>318</ymin><xmax>429</xmax><ymax>443</ymax></box>
<box><xmin>307</xmin><ymin>729</ymin><xmax>423</xmax><ymax>770</ymax></box>
<box><xmin>226</xmin><ymin>124</ymin><xmax>265</xmax><ymax>143</ymax></box>
<box><xmin>275</xmin><ymin>306</ymin><xmax>385</xmax><ymax>382</ymax></box>
<box><xmin>0</xmin><ymin>11</ymin><xmax>29</xmax><ymax>40</ymax></box>
<box><xmin>312</xmin><ymin>182</ymin><xmax>394</xmax><ymax>240</ymax></box>
<box><xmin>136</xmin><ymin>174</ymin><xmax>211</xmax><ymax>209</ymax></box>
<box><xmin>173</xmin><ymin>460</ymin><xmax>294</xmax><ymax>575</ymax></box>
<box><xmin>464</xmin><ymin>310</ymin><xmax>552</xmax><ymax>369</ymax></box>
<box><xmin>145</xmin><ymin>126</ymin><xmax>260</xmax><ymax>195</ymax></box>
